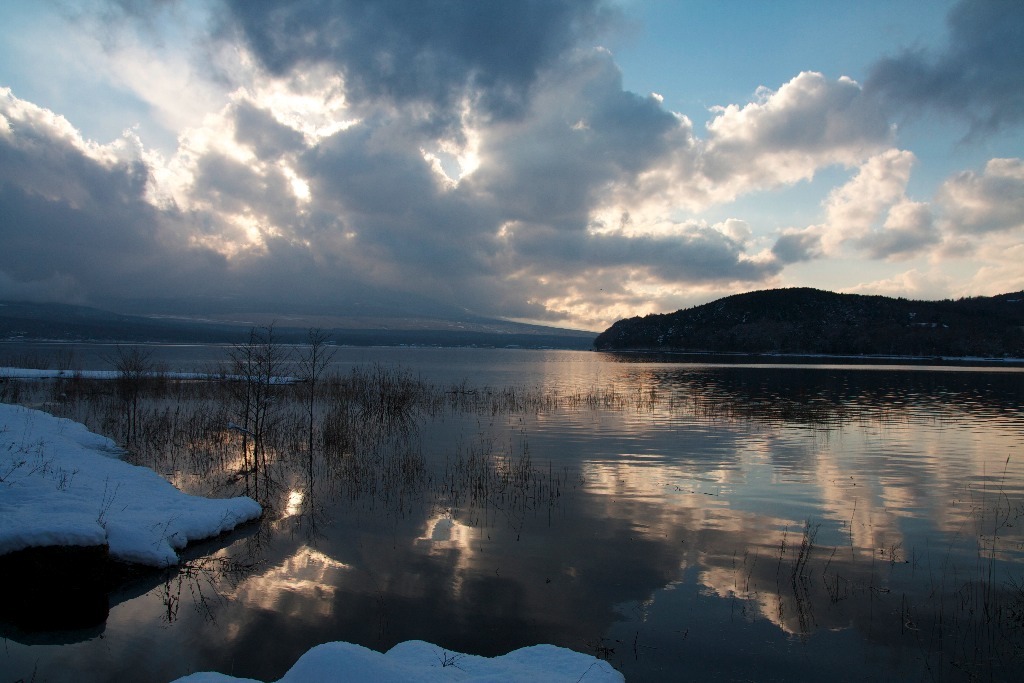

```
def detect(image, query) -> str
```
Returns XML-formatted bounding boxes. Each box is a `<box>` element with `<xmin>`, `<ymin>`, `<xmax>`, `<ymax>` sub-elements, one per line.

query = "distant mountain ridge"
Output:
<box><xmin>0</xmin><ymin>301</ymin><xmax>595</xmax><ymax>350</ymax></box>
<box><xmin>594</xmin><ymin>288</ymin><xmax>1024</xmax><ymax>358</ymax></box>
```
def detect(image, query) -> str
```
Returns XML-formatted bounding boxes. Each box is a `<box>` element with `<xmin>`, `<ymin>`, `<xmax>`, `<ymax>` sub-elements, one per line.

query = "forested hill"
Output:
<box><xmin>594</xmin><ymin>288</ymin><xmax>1024</xmax><ymax>358</ymax></box>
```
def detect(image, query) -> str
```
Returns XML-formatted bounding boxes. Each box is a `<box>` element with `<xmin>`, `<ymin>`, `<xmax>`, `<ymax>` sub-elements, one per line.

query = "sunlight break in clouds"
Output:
<box><xmin>0</xmin><ymin>1</ymin><xmax>1021</xmax><ymax>329</ymax></box>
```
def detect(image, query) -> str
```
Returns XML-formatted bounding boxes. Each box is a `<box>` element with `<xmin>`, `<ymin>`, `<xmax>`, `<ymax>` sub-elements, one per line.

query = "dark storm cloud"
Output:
<box><xmin>0</xmin><ymin>107</ymin><xmax>148</xmax><ymax>211</ymax></box>
<box><xmin>0</xmin><ymin>109</ymin><xmax>228</xmax><ymax>305</ymax></box>
<box><xmin>233</xmin><ymin>101</ymin><xmax>306</xmax><ymax>158</ymax></box>
<box><xmin>771</xmin><ymin>231</ymin><xmax>821</xmax><ymax>265</ymax></box>
<box><xmin>302</xmin><ymin>119</ymin><xmax>449</xmax><ymax>219</ymax></box>
<box><xmin>858</xmin><ymin>229</ymin><xmax>934</xmax><ymax>262</ymax></box>
<box><xmin>219</xmin><ymin>0</ymin><xmax>618</xmax><ymax>123</ymax></box>
<box><xmin>866</xmin><ymin>0</ymin><xmax>1024</xmax><ymax>136</ymax></box>
<box><xmin>299</xmin><ymin>117</ymin><xmax>497</xmax><ymax>278</ymax></box>
<box><xmin>508</xmin><ymin>224</ymin><xmax>779</xmax><ymax>284</ymax></box>
<box><xmin>0</xmin><ymin>97</ymin><xmax>427</xmax><ymax>316</ymax></box>
<box><xmin>193</xmin><ymin>151</ymin><xmax>299</xmax><ymax>222</ymax></box>
<box><xmin>468</xmin><ymin>50</ymin><xmax>680</xmax><ymax>230</ymax></box>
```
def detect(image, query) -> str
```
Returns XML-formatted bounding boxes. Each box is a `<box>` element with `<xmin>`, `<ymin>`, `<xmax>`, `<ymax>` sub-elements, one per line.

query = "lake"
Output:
<box><xmin>2</xmin><ymin>345</ymin><xmax>1024</xmax><ymax>681</ymax></box>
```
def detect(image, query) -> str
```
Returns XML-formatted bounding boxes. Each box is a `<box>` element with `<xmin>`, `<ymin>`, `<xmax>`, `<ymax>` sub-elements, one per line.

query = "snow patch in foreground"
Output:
<box><xmin>0</xmin><ymin>403</ymin><xmax>261</xmax><ymax>567</ymax></box>
<box><xmin>174</xmin><ymin>639</ymin><xmax>624</xmax><ymax>682</ymax></box>
<box><xmin>0</xmin><ymin>368</ymin><xmax>297</xmax><ymax>383</ymax></box>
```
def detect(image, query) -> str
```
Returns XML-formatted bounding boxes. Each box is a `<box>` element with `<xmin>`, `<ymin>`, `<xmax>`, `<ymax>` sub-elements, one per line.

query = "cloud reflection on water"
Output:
<box><xmin>6</xmin><ymin>355</ymin><xmax>1023</xmax><ymax>682</ymax></box>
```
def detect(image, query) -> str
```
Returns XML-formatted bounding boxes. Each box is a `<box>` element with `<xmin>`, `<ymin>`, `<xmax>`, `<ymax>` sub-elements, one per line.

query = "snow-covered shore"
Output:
<box><xmin>174</xmin><ymin>639</ymin><xmax>624</xmax><ymax>682</ymax></box>
<box><xmin>0</xmin><ymin>367</ymin><xmax>297</xmax><ymax>383</ymax></box>
<box><xmin>0</xmin><ymin>403</ymin><xmax>261</xmax><ymax>567</ymax></box>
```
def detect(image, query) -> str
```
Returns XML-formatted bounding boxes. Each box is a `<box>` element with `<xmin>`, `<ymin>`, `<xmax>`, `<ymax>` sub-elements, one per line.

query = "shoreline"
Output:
<box><xmin>0</xmin><ymin>403</ymin><xmax>263</xmax><ymax>636</ymax></box>
<box><xmin>594</xmin><ymin>348</ymin><xmax>1024</xmax><ymax>368</ymax></box>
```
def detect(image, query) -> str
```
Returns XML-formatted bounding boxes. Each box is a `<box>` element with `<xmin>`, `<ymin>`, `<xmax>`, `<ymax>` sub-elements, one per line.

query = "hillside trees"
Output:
<box><xmin>594</xmin><ymin>288</ymin><xmax>1024</xmax><ymax>357</ymax></box>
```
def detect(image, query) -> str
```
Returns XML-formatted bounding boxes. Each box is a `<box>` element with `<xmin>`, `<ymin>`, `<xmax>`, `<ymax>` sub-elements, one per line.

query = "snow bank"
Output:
<box><xmin>174</xmin><ymin>639</ymin><xmax>624</xmax><ymax>682</ymax></box>
<box><xmin>0</xmin><ymin>403</ymin><xmax>261</xmax><ymax>567</ymax></box>
<box><xmin>0</xmin><ymin>368</ymin><xmax>298</xmax><ymax>383</ymax></box>
<box><xmin>0</xmin><ymin>368</ymin><xmax>121</xmax><ymax>380</ymax></box>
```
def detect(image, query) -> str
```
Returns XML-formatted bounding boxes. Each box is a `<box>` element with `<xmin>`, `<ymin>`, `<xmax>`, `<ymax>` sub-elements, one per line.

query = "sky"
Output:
<box><xmin>0</xmin><ymin>0</ymin><xmax>1022</xmax><ymax>332</ymax></box>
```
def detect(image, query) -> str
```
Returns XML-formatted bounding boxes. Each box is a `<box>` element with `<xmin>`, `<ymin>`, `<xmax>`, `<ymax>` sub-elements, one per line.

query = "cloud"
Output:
<box><xmin>219</xmin><ymin>0</ymin><xmax>619</xmax><ymax>126</ymax></box>
<box><xmin>702</xmin><ymin>73</ymin><xmax>893</xmax><ymax>194</ymax></box>
<box><xmin>799</xmin><ymin>149</ymin><xmax>937</xmax><ymax>261</ymax></box>
<box><xmin>0</xmin><ymin>56</ymin><xmax>897</xmax><ymax>329</ymax></box>
<box><xmin>47</xmin><ymin>1</ymin><xmax>237</xmax><ymax>151</ymax></box>
<box><xmin>866</xmin><ymin>0</ymin><xmax>1024</xmax><ymax>136</ymax></box>
<box><xmin>848</xmin><ymin>269</ymin><xmax>954</xmax><ymax>299</ymax></box>
<box><xmin>822</xmin><ymin>149</ymin><xmax>915</xmax><ymax>240</ymax></box>
<box><xmin>467</xmin><ymin>49</ymin><xmax>681</xmax><ymax>229</ymax></box>
<box><xmin>964</xmin><ymin>243</ymin><xmax>1024</xmax><ymax>295</ymax></box>
<box><xmin>0</xmin><ymin>90</ymin><xmax>229</xmax><ymax>305</ymax></box>
<box><xmin>931</xmin><ymin>158</ymin><xmax>1024</xmax><ymax>295</ymax></box>
<box><xmin>771</xmin><ymin>228</ymin><xmax>822</xmax><ymax>264</ymax></box>
<box><xmin>8</xmin><ymin>2</ymin><xmax>1019</xmax><ymax>330</ymax></box>
<box><xmin>505</xmin><ymin>221</ymin><xmax>777</xmax><ymax>284</ymax></box>
<box><xmin>623</xmin><ymin>72</ymin><xmax>894</xmax><ymax>214</ymax></box>
<box><xmin>861</xmin><ymin>200</ymin><xmax>938</xmax><ymax>260</ymax></box>
<box><xmin>233</xmin><ymin>100</ymin><xmax>307</xmax><ymax>158</ymax></box>
<box><xmin>772</xmin><ymin>151</ymin><xmax>1024</xmax><ymax>280</ymax></box>
<box><xmin>0</xmin><ymin>269</ymin><xmax>86</xmax><ymax>305</ymax></box>
<box><xmin>936</xmin><ymin>158</ymin><xmax>1024</xmax><ymax>235</ymax></box>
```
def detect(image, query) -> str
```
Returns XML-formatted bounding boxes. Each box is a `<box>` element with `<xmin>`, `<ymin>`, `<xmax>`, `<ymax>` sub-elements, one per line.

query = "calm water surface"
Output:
<box><xmin>2</xmin><ymin>346</ymin><xmax>1024</xmax><ymax>682</ymax></box>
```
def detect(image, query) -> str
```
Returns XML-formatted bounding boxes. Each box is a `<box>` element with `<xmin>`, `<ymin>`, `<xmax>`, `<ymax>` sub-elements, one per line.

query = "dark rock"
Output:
<box><xmin>0</xmin><ymin>544</ymin><xmax>147</xmax><ymax>640</ymax></box>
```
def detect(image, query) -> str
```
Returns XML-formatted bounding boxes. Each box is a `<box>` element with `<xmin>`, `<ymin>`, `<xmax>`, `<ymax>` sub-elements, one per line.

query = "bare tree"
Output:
<box><xmin>296</xmin><ymin>328</ymin><xmax>336</xmax><ymax>497</ymax></box>
<box><xmin>227</xmin><ymin>335</ymin><xmax>256</xmax><ymax>496</ymax></box>
<box><xmin>110</xmin><ymin>345</ymin><xmax>153</xmax><ymax>447</ymax></box>
<box><xmin>228</xmin><ymin>325</ymin><xmax>287</xmax><ymax>502</ymax></box>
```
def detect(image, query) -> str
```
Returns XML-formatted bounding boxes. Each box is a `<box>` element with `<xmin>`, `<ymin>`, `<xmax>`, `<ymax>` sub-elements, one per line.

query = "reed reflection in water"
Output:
<box><xmin>1</xmin><ymin>350</ymin><xmax>1022</xmax><ymax>682</ymax></box>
